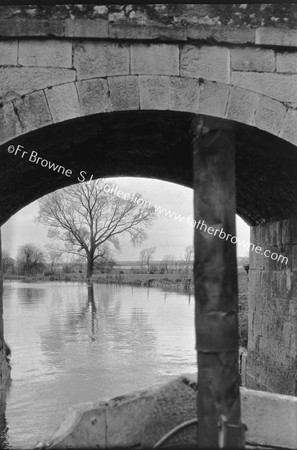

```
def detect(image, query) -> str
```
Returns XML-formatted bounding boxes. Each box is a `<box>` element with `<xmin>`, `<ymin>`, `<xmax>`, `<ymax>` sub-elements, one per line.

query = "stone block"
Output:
<box><xmin>197</xmin><ymin>81</ymin><xmax>230</xmax><ymax>118</ymax></box>
<box><xmin>290</xmin><ymin>244</ymin><xmax>297</xmax><ymax>270</ymax></box>
<box><xmin>19</xmin><ymin>40</ymin><xmax>72</xmax><ymax>68</ymax></box>
<box><xmin>288</xmin><ymin>217</ymin><xmax>297</xmax><ymax>245</ymax></box>
<box><xmin>254</xmin><ymin>96</ymin><xmax>287</xmax><ymax>137</ymax></box>
<box><xmin>226</xmin><ymin>86</ymin><xmax>259</xmax><ymax>125</ymax></box>
<box><xmin>139</xmin><ymin>75</ymin><xmax>169</xmax><ymax>110</ymax></box>
<box><xmin>74</xmin><ymin>41</ymin><xmax>129</xmax><ymax>80</ymax></box>
<box><xmin>231</xmin><ymin>47</ymin><xmax>275</xmax><ymax>72</ymax></box>
<box><xmin>231</xmin><ymin>71</ymin><xmax>297</xmax><ymax>106</ymax></box>
<box><xmin>108</xmin><ymin>76</ymin><xmax>139</xmax><ymax>111</ymax></box>
<box><xmin>45</xmin><ymin>83</ymin><xmax>81</xmax><ymax>123</ymax></box>
<box><xmin>169</xmin><ymin>77</ymin><xmax>199</xmax><ymax>113</ymax></box>
<box><xmin>13</xmin><ymin>90</ymin><xmax>52</xmax><ymax>132</ymax></box>
<box><xmin>256</xmin><ymin>27</ymin><xmax>297</xmax><ymax>48</ymax></box>
<box><xmin>106</xmin><ymin>394</ymin><xmax>154</xmax><ymax>447</ymax></box>
<box><xmin>109</xmin><ymin>22</ymin><xmax>186</xmax><ymax>41</ymax></box>
<box><xmin>76</xmin><ymin>78</ymin><xmax>111</xmax><ymax>115</ymax></box>
<box><xmin>42</xmin><ymin>402</ymin><xmax>108</xmax><ymax>448</ymax></box>
<box><xmin>187</xmin><ymin>25</ymin><xmax>255</xmax><ymax>44</ymax></box>
<box><xmin>65</xmin><ymin>19</ymin><xmax>108</xmax><ymax>38</ymax></box>
<box><xmin>0</xmin><ymin>67</ymin><xmax>76</xmax><ymax>99</ymax></box>
<box><xmin>249</xmin><ymin>243</ymin><xmax>264</xmax><ymax>270</ymax></box>
<box><xmin>280</xmin><ymin>108</ymin><xmax>297</xmax><ymax>147</ymax></box>
<box><xmin>0</xmin><ymin>41</ymin><xmax>18</xmax><ymax>65</ymax></box>
<box><xmin>276</xmin><ymin>52</ymin><xmax>297</xmax><ymax>73</ymax></box>
<box><xmin>180</xmin><ymin>45</ymin><xmax>230</xmax><ymax>83</ymax></box>
<box><xmin>261</xmin><ymin>245</ymin><xmax>289</xmax><ymax>272</ymax></box>
<box><xmin>0</xmin><ymin>20</ymin><xmax>64</xmax><ymax>37</ymax></box>
<box><xmin>131</xmin><ymin>43</ymin><xmax>179</xmax><ymax>76</ymax></box>
<box><xmin>0</xmin><ymin>102</ymin><xmax>23</xmax><ymax>145</ymax></box>
<box><xmin>241</xmin><ymin>387</ymin><xmax>297</xmax><ymax>447</ymax></box>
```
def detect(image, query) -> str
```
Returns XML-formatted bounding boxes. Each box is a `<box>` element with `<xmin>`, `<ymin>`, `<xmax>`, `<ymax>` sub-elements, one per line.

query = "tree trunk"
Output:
<box><xmin>86</xmin><ymin>253</ymin><xmax>94</xmax><ymax>282</ymax></box>
<box><xmin>192</xmin><ymin>120</ymin><xmax>244</xmax><ymax>448</ymax></box>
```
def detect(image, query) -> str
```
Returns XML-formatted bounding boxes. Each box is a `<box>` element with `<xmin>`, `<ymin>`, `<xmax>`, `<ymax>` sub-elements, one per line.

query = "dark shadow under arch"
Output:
<box><xmin>1</xmin><ymin>110</ymin><xmax>297</xmax><ymax>226</ymax></box>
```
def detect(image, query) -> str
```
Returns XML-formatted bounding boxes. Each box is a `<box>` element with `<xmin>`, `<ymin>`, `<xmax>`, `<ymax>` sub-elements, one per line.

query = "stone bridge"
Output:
<box><xmin>1</xmin><ymin>1</ymin><xmax>297</xmax><ymax>432</ymax></box>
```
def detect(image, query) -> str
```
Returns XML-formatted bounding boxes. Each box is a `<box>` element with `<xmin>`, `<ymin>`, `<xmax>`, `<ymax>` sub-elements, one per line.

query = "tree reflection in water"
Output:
<box><xmin>87</xmin><ymin>284</ymin><xmax>97</xmax><ymax>341</ymax></box>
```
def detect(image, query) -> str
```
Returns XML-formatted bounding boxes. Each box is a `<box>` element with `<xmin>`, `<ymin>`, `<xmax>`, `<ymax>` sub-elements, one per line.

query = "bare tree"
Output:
<box><xmin>2</xmin><ymin>251</ymin><xmax>14</xmax><ymax>275</ymax></box>
<box><xmin>161</xmin><ymin>254</ymin><xmax>176</xmax><ymax>274</ymax></box>
<box><xmin>37</xmin><ymin>181</ymin><xmax>156</xmax><ymax>281</ymax></box>
<box><xmin>139</xmin><ymin>247</ymin><xmax>156</xmax><ymax>273</ymax></box>
<box><xmin>17</xmin><ymin>244</ymin><xmax>45</xmax><ymax>276</ymax></box>
<box><xmin>45</xmin><ymin>244</ymin><xmax>63</xmax><ymax>273</ymax></box>
<box><xmin>184</xmin><ymin>245</ymin><xmax>194</xmax><ymax>276</ymax></box>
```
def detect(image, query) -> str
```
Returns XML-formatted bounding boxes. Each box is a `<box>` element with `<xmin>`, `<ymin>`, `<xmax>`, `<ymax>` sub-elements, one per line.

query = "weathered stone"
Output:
<box><xmin>256</xmin><ymin>27</ymin><xmax>297</xmax><ymax>47</ymax></box>
<box><xmin>39</xmin><ymin>376</ymin><xmax>198</xmax><ymax>449</ymax></box>
<box><xmin>109</xmin><ymin>22</ymin><xmax>187</xmax><ymax>41</ymax></box>
<box><xmin>0</xmin><ymin>40</ymin><xmax>17</xmax><ymax>66</ymax></box>
<box><xmin>247</xmin><ymin>217</ymin><xmax>297</xmax><ymax>395</ymax></box>
<box><xmin>105</xmin><ymin>394</ymin><xmax>155</xmax><ymax>447</ymax></box>
<box><xmin>19</xmin><ymin>40</ymin><xmax>72</xmax><ymax>68</ymax></box>
<box><xmin>13</xmin><ymin>90</ymin><xmax>52</xmax><ymax>132</ymax></box>
<box><xmin>241</xmin><ymin>387</ymin><xmax>297</xmax><ymax>449</ymax></box>
<box><xmin>280</xmin><ymin>108</ymin><xmax>297</xmax><ymax>147</ymax></box>
<box><xmin>65</xmin><ymin>18</ymin><xmax>108</xmax><ymax>38</ymax></box>
<box><xmin>0</xmin><ymin>102</ymin><xmax>23</xmax><ymax>144</ymax></box>
<box><xmin>226</xmin><ymin>86</ymin><xmax>259</xmax><ymax>125</ymax></box>
<box><xmin>187</xmin><ymin>25</ymin><xmax>255</xmax><ymax>44</ymax></box>
<box><xmin>0</xmin><ymin>67</ymin><xmax>76</xmax><ymax>99</ymax></box>
<box><xmin>139</xmin><ymin>75</ymin><xmax>169</xmax><ymax>110</ymax></box>
<box><xmin>108</xmin><ymin>76</ymin><xmax>139</xmax><ymax>111</ymax></box>
<box><xmin>38</xmin><ymin>374</ymin><xmax>297</xmax><ymax>450</ymax></box>
<box><xmin>76</xmin><ymin>78</ymin><xmax>111</xmax><ymax>115</ymax></box>
<box><xmin>231</xmin><ymin>47</ymin><xmax>275</xmax><ymax>72</ymax></box>
<box><xmin>0</xmin><ymin>19</ymin><xmax>65</xmax><ymax>37</ymax></box>
<box><xmin>43</xmin><ymin>402</ymin><xmax>108</xmax><ymax>449</ymax></box>
<box><xmin>180</xmin><ymin>45</ymin><xmax>230</xmax><ymax>83</ymax></box>
<box><xmin>131</xmin><ymin>43</ymin><xmax>179</xmax><ymax>76</ymax></box>
<box><xmin>197</xmin><ymin>81</ymin><xmax>230</xmax><ymax>118</ymax></box>
<box><xmin>254</xmin><ymin>96</ymin><xmax>287</xmax><ymax>135</ymax></box>
<box><xmin>169</xmin><ymin>77</ymin><xmax>199</xmax><ymax>113</ymax></box>
<box><xmin>73</xmin><ymin>41</ymin><xmax>129</xmax><ymax>80</ymax></box>
<box><xmin>276</xmin><ymin>52</ymin><xmax>297</xmax><ymax>73</ymax></box>
<box><xmin>45</xmin><ymin>83</ymin><xmax>81</xmax><ymax>123</ymax></box>
<box><xmin>231</xmin><ymin>71</ymin><xmax>297</xmax><ymax>106</ymax></box>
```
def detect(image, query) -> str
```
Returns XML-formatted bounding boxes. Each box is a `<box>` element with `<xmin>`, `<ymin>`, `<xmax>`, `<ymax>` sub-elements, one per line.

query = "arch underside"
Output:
<box><xmin>1</xmin><ymin>110</ymin><xmax>297</xmax><ymax>227</ymax></box>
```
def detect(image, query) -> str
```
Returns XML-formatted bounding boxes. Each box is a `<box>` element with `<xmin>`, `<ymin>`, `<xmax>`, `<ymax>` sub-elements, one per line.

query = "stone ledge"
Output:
<box><xmin>1</xmin><ymin>19</ymin><xmax>297</xmax><ymax>49</ymax></box>
<box><xmin>37</xmin><ymin>374</ymin><xmax>297</xmax><ymax>449</ymax></box>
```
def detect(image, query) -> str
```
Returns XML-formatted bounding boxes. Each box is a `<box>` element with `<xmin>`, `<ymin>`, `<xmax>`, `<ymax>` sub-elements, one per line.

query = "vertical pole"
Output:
<box><xmin>193</xmin><ymin>119</ymin><xmax>244</xmax><ymax>448</ymax></box>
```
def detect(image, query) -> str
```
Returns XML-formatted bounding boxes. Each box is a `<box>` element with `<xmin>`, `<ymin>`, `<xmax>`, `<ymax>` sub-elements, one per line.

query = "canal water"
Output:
<box><xmin>0</xmin><ymin>281</ymin><xmax>196</xmax><ymax>449</ymax></box>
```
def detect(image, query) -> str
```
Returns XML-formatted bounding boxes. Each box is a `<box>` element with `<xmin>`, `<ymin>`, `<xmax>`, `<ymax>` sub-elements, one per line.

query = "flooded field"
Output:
<box><xmin>1</xmin><ymin>281</ymin><xmax>196</xmax><ymax>449</ymax></box>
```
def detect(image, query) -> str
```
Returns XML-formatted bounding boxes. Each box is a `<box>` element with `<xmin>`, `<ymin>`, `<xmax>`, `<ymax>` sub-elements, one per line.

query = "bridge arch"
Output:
<box><xmin>1</xmin><ymin>19</ymin><xmax>297</xmax><ymax>405</ymax></box>
<box><xmin>0</xmin><ymin>40</ymin><xmax>296</xmax><ymax>149</ymax></box>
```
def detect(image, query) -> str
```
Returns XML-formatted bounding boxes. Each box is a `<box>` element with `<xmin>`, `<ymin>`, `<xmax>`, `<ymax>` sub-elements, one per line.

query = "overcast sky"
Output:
<box><xmin>2</xmin><ymin>177</ymin><xmax>250</xmax><ymax>261</ymax></box>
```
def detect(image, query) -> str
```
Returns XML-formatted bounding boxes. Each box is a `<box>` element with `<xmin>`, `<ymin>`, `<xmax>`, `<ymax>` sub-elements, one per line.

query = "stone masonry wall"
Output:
<box><xmin>247</xmin><ymin>217</ymin><xmax>297</xmax><ymax>394</ymax></box>
<box><xmin>1</xmin><ymin>4</ymin><xmax>297</xmax><ymax>29</ymax></box>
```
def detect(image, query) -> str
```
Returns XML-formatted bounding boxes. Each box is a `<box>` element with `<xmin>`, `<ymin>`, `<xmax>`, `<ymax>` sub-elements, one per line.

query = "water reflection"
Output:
<box><xmin>1</xmin><ymin>281</ymin><xmax>196</xmax><ymax>449</ymax></box>
<box><xmin>17</xmin><ymin>287</ymin><xmax>46</xmax><ymax>306</ymax></box>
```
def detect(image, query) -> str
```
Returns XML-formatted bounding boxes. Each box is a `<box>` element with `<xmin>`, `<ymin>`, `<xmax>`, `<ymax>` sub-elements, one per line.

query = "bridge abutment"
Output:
<box><xmin>247</xmin><ymin>218</ymin><xmax>297</xmax><ymax>394</ymax></box>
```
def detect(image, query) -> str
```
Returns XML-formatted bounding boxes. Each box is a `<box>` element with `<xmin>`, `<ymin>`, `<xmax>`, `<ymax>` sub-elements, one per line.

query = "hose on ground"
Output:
<box><xmin>153</xmin><ymin>418</ymin><xmax>198</xmax><ymax>448</ymax></box>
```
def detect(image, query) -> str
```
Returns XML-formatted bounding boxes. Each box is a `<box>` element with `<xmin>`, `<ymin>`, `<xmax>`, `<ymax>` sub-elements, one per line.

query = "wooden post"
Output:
<box><xmin>192</xmin><ymin>118</ymin><xmax>244</xmax><ymax>448</ymax></box>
